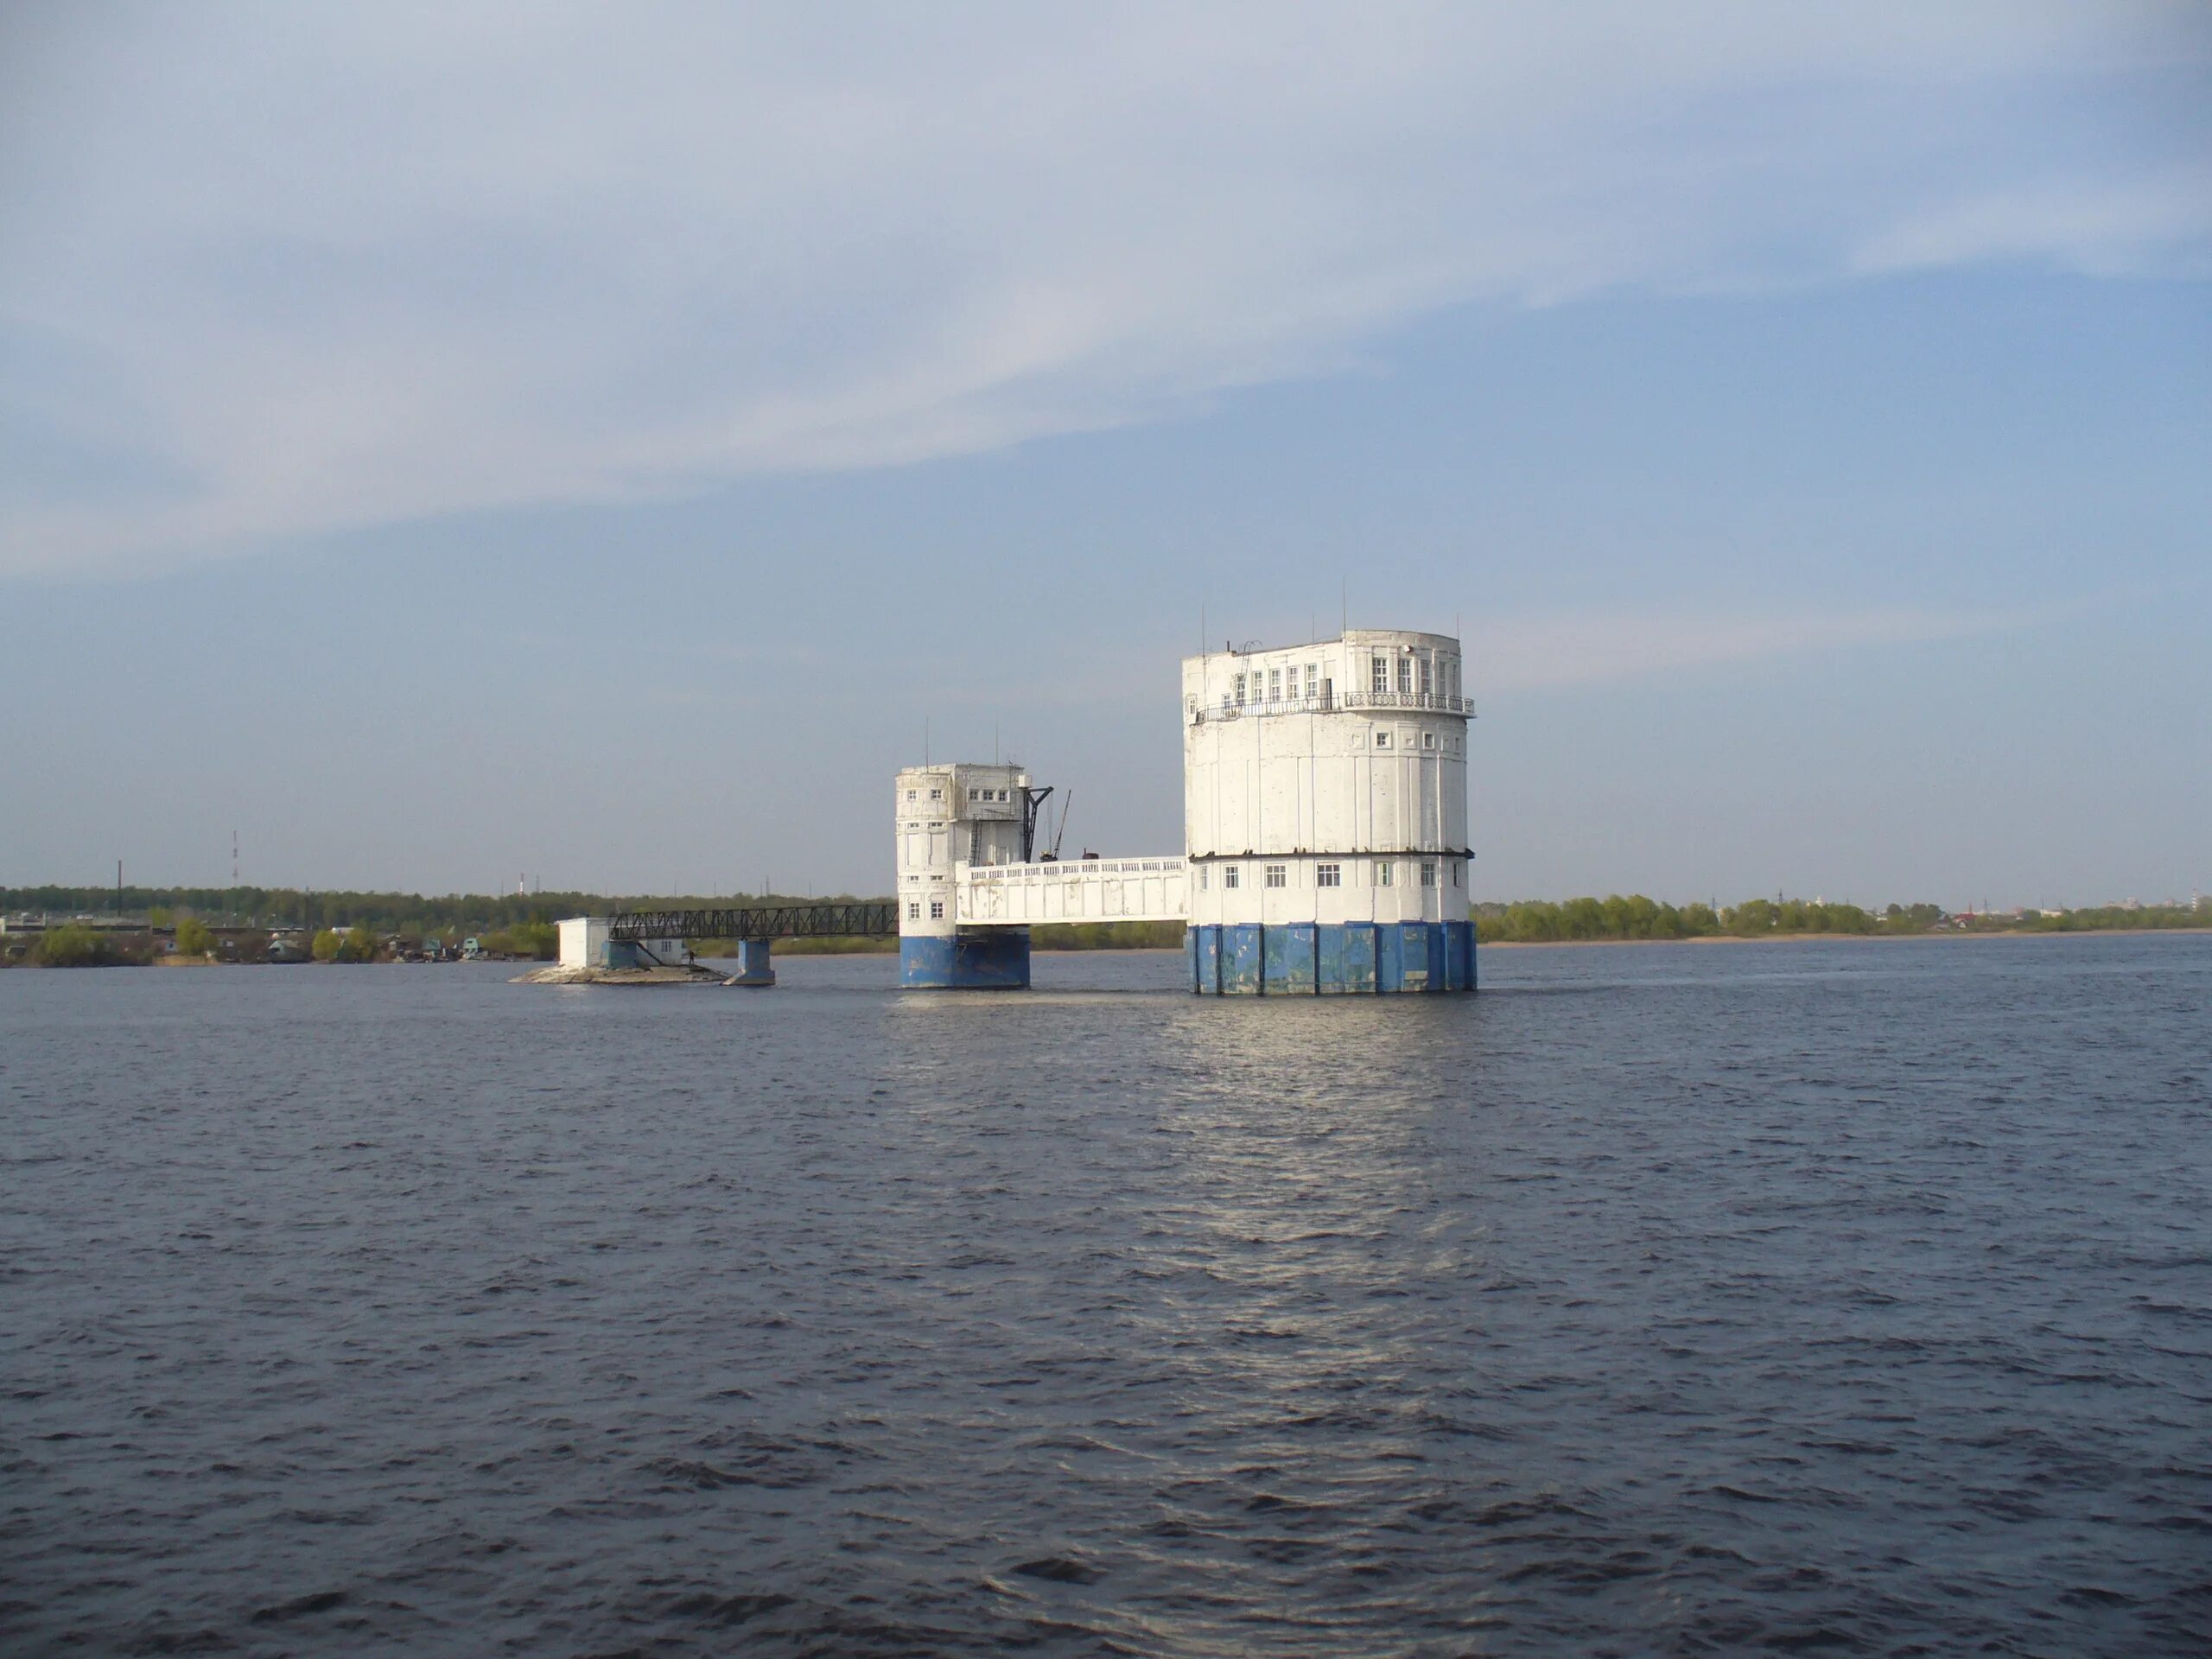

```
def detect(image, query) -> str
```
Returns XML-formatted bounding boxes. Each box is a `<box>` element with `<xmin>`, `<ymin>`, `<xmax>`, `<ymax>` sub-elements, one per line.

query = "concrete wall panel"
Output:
<box><xmin>1319</xmin><ymin>922</ymin><xmax>1377</xmax><ymax>993</ymax></box>
<box><xmin>1221</xmin><ymin>924</ymin><xmax>1263</xmax><ymax>994</ymax></box>
<box><xmin>1262</xmin><ymin>924</ymin><xmax>1317</xmax><ymax>993</ymax></box>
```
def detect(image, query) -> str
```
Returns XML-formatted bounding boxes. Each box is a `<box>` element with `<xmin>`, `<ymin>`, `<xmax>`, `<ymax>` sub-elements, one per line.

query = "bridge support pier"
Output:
<box><xmin>728</xmin><ymin>938</ymin><xmax>776</xmax><ymax>987</ymax></box>
<box><xmin>899</xmin><ymin>927</ymin><xmax>1031</xmax><ymax>989</ymax></box>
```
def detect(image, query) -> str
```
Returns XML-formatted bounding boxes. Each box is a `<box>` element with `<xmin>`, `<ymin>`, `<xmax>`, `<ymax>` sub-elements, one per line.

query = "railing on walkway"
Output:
<box><xmin>964</xmin><ymin>857</ymin><xmax>1186</xmax><ymax>881</ymax></box>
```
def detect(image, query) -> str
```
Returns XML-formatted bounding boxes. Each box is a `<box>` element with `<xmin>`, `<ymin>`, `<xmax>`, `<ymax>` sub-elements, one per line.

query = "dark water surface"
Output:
<box><xmin>3</xmin><ymin>936</ymin><xmax>2209</xmax><ymax>1656</ymax></box>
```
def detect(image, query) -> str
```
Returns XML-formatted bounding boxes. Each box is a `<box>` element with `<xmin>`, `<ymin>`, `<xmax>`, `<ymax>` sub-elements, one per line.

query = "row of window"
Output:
<box><xmin>1234</xmin><ymin>663</ymin><xmax>1325</xmax><ymax>704</ymax></box>
<box><xmin>1230</xmin><ymin>653</ymin><xmax>1462</xmax><ymax>707</ymax></box>
<box><xmin>1370</xmin><ymin>652</ymin><xmax>1458</xmax><ymax>699</ymax></box>
<box><xmin>907</xmin><ymin>899</ymin><xmax>946</xmax><ymax>919</ymax></box>
<box><xmin>1375</xmin><ymin>729</ymin><xmax>1459</xmax><ymax>752</ymax></box>
<box><xmin>902</xmin><ymin>785</ymin><xmax>1016</xmax><ymax>805</ymax></box>
<box><xmin>1199</xmin><ymin>859</ymin><xmax>1460</xmax><ymax>891</ymax></box>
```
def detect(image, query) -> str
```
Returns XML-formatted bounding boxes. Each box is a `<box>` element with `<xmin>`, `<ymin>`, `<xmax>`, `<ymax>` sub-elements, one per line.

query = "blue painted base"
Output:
<box><xmin>1185</xmin><ymin>921</ymin><xmax>1476</xmax><ymax>995</ymax></box>
<box><xmin>728</xmin><ymin>938</ymin><xmax>776</xmax><ymax>987</ymax></box>
<box><xmin>900</xmin><ymin>928</ymin><xmax>1032</xmax><ymax>989</ymax></box>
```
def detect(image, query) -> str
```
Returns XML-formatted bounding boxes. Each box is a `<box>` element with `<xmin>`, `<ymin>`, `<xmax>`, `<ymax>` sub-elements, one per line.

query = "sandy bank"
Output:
<box><xmin>512</xmin><ymin>964</ymin><xmax>738</xmax><ymax>986</ymax></box>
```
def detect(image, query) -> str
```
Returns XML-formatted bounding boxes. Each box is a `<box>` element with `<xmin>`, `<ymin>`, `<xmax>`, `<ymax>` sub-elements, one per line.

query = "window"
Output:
<box><xmin>930</xmin><ymin>788</ymin><xmax>942</xmax><ymax>800</ymax></box>
<box><xmin>1375</xmin><ymin>730</ymin><xmax>1391</xmax><ymax>748</ymax></box>
<box><xmin>1000</xmin><ymin>790</ymin><xmax>1010</xmax><ymax>802</ymax></box>
<box><xmin>1234</xmin><ymin>672</ymin><xmax>1246</xmax><ymax>705</ymax></box>
<box><xmin>1317</xmin><ymin>862</ymin><xmax>1341</xmax><ymax>887</ymax></box>
<box><xmin>906</xmin><ymin>790</ymin><xmax>917</xmax><ymax>800</ymax></box>
<box><xmin>1421</xmin><ymin>861</ymin><xmax>1438</xmax><ymax>887</ymax></box>
<box><xmin>929</xmin><ymin>899</ymin><xmax>944</xmax><ymax>918</ymax></box>
<box><xmin>929</xmin><ymin>821</ymin><xmax>944</xmax><ymax>829</ymax></box>
<box><xmin>1198</xmin><ymin>865</ymin><xmax>1209</xmax><ymax>890</ymax></box>
<box><xmin>1224</xmin><ymin>866</ymin><xmax>1241</xmax><ymax>889</ymax></box>
<box><xmin>907</xmin><ymin>901</ymin><xmax>921</xmax><ymax>919</ymax></box>
<box><xmin>1376</xmin><ymin>860</ymin><xmax>1394</xmax><ymax>887</ymax></box>
<box><xmin>1422</xmin><ymin>732</ymin><xmax>1436</xmax><ymax>750</ymax></box>
<box><xmin>1452</xmin><ymin>861</ymin><xmax>1463</xmax><ymax>886</ymax></box>
<box><xmin>1420</xmin><ymin>656</ymin><xmax>1433</xmax><ymax>696</ymax></box>
<box><xmin>1371</xmin><ymin>654</ymin><xmax>1389</xmax><ymax>695</ymax></box>
<box><xmin>1268</xmin><ymin>667</ymin><xmax>1281</xmax><ymax>701</ymax></box>
<box><xmin>1265</xmin><ymin>864</ymin><xmax>1287</xmax><ymax>888</ymax></box>
<box><xmin>968</xmin><ymin>788</ymin><xmax>979</xmax><ymax>800</ymax></box>
<box><xmin>1304</xmin><ymin>663</ymin><xmax>1318</xmax><ymax>696</ymax></box>
<box><xmin>1397</xmin><ymin>656</ymin><xmax>1413</xmax><ymax>694</ymax></box>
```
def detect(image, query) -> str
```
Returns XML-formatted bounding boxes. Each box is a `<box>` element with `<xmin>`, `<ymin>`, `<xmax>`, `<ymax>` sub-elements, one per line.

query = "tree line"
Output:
<box><xmin>6</xmin><ymin>883</ymin><xmax>2202</xmax><ymax>965</ymax></box>
<box><xmin>0</xmin><ymin>885</ymin><xmax>858</xmax><ymax>941</ymax></box>
<box><xmin>1472</xmin><ymin>895</ymin><xmax>2206</xmax><ymax>943</ymax></box>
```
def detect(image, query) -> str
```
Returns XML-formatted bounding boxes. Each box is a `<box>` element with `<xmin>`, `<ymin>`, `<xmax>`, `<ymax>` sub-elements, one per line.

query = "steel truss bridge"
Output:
<box><xmin>607</xmin><ymin>902</ymin><xmax>896</xmax><ymax>942</ymax></box>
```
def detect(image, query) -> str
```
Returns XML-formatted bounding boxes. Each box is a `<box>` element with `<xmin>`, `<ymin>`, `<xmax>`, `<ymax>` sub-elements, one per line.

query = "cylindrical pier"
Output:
<box><xmin>899</xmin><ymin>927</ymin><xmax>1032</xmax><ymax>989</ymax></box>
<box><xmin>1185</xmin><ymin>919</ymin><xmax>1475</xmax><ymax>993</ymax></box>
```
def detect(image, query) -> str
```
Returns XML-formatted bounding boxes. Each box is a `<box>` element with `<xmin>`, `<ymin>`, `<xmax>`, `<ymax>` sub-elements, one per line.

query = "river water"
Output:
<box><xmin>3</xmin><ymin>936</ymin><xmax>2207</xmax><ymax>1656</ymax></box>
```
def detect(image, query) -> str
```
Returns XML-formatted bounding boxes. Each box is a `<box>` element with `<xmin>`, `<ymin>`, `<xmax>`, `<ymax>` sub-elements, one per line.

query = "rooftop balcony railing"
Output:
<box><xmin>1190</xmin><ymin>690</ymin><xmax>1475</xmax><ymax>724</ymax></box>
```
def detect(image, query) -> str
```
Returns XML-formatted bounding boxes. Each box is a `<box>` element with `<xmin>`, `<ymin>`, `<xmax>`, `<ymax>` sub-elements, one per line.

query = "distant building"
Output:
<box><xmin>556</xmin><ymin>917</ymin><xmax>687</xmax><ymax>969</ymax></box>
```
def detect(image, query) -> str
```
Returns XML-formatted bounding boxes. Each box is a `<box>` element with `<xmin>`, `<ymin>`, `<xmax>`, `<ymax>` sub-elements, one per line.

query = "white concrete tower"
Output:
<box><xmin>893</xmin><ymin>762</ymin><xmax>1036</xmax><ymax>988</ymax></box>
<box><xmin>1180</xmin><ymin>629</ymin><xmax>1475</xmax><ymax>992</ymax></box>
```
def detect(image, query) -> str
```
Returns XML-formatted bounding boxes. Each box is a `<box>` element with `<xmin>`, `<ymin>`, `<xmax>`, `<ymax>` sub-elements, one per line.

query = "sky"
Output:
<box><xmin>3</xmin><ymin>3</ymin><xmax>2207</xmax><ymax>908</ymax></box>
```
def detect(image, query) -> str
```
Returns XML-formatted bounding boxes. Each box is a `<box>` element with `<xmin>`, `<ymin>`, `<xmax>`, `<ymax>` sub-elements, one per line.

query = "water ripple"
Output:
<box><xmin>2</xmin><ymin>935</ymin><xmax>2208</xmax><ymax>1655</ymax></box>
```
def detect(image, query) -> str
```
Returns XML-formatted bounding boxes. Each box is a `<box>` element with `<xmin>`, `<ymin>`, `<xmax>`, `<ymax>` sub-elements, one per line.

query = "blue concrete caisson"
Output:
<box><xmin>899</xmin><ymin>927</ymin><xmax>1032</xmax><ymax>989</ymax></box>
<box><xmin>1185</xmin><ymin>920</ymin><xmax>1477</xmax><ymax>994</ymax></box>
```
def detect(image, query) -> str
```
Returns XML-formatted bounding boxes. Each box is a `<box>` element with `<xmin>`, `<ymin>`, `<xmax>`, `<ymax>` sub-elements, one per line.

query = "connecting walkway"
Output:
<box><xmin>602</xmin><ymin>864</ymin><xmax>1192</xmax><ymax>942</ymax></box>
<box><xmin>951</xmin><ymin>857</ymin><xmax>1188</xmax><ymax>926</ymax></box>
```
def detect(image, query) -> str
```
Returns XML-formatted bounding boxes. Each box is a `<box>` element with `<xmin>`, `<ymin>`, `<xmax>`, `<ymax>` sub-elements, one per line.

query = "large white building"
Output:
<box><xmin>1179</xmin><ymin>630</ymin><xmax>1475</xmax><ymax>991</ymax></box>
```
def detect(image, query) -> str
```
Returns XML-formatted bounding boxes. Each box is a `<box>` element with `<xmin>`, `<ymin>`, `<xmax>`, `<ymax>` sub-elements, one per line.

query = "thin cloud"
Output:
<box><xmin>1468</xmin><ymin>605</ymin><xmax>2035</xmax><ymax>693</ymax></box>
<box><xmin>1</xmin><ymin>2</ymin><xmax>2206</xmax><ymax>578</ymax></box>
<box><xmin>1853</xmin><ymin>167</ymin><xmax>2212</xmax><ymax>278</ymax></box>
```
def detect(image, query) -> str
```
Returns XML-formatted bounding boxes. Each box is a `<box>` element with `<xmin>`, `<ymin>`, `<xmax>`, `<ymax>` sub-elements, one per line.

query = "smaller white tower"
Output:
<box><xmin>893</xmin><ymin>762</ymin><xmax>1036</xmax><ymax>988</ymax></box>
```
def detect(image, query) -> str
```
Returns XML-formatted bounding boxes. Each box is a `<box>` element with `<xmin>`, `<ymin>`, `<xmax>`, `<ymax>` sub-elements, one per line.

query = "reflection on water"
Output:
<box><xmin>3</xmin><ymin>937</ymin><xmax>2208</xmax><ymax>1656</ymax></box>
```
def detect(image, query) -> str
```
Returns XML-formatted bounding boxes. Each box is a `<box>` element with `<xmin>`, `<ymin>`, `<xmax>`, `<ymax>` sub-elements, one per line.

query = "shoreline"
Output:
<box><xmin>1476</xmin><ymin>926</ymin><xmax>2212</xmax><ymax>949</ymax></box>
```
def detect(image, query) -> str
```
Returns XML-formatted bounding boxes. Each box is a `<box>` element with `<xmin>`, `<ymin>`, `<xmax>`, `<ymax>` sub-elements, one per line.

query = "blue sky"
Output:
<box><xmin>3</xmin><ymin>3</ymin><xmax>2207</xmax><ymax>906</ymax></box>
